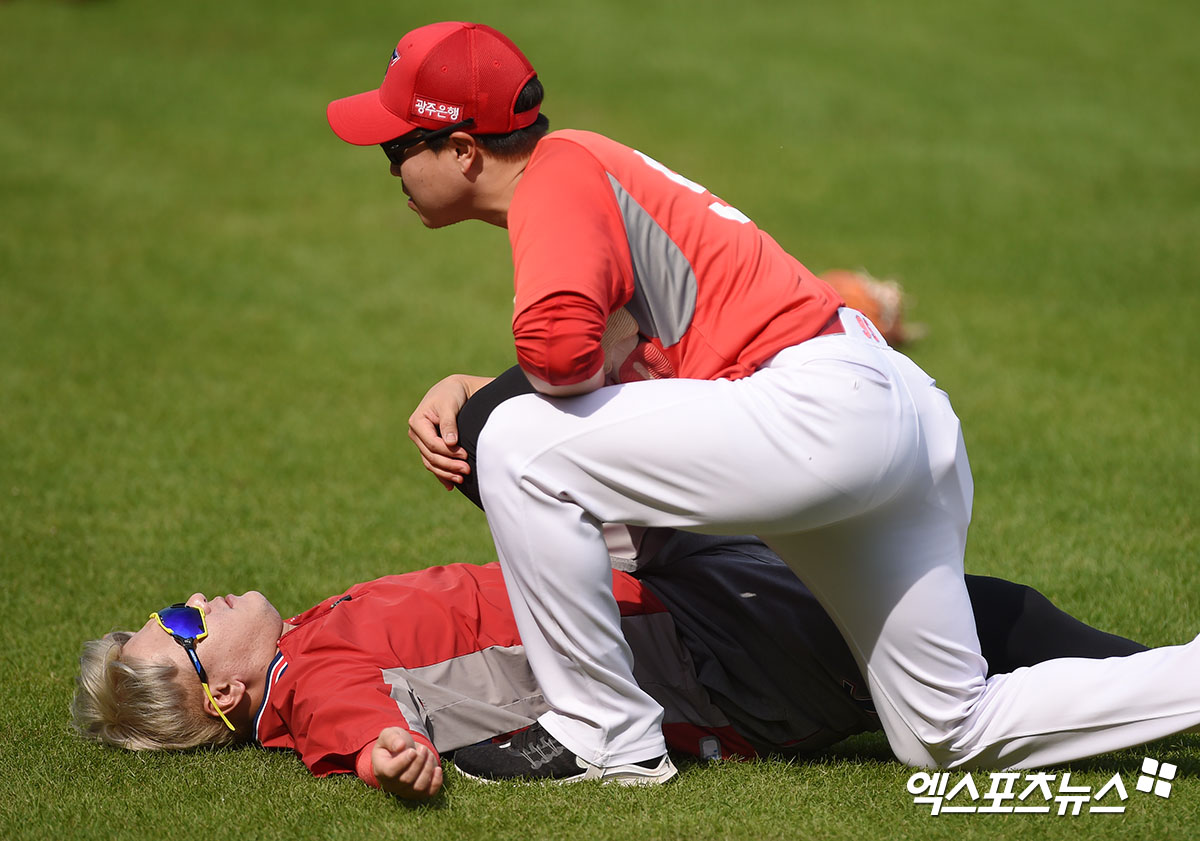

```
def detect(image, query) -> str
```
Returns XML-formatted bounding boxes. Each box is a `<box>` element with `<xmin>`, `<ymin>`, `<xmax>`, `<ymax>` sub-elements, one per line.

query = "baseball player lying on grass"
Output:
<box><xmin>71</xmin><ymin>537</ymin><xmax>1145</xmax><ymax>802</ymax></box>
<box><xmin>73</xmin><ymin>369</ymin><xmax>1148</xmax><ymax>801</ymax></box>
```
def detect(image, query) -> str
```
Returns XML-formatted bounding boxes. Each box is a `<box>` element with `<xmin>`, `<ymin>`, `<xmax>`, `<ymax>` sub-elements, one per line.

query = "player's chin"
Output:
<box><xmin>236</xmin><ymin>590</ymin><xmax>277</xmax><ymax>613</ymax></box>
<box><xmin>408</xmin><ymin>201</ymin><xmax>468</xmax><ymax>230</ymax></box>
<box><xmin>411</xmin><ymin>207</ymin><xmax>452</xmax><ymax>229</ymax></box>
<box><xmin>408</xmin><ymin>203</ymin><xmax>437</xmax><ymax>227</ymax></box>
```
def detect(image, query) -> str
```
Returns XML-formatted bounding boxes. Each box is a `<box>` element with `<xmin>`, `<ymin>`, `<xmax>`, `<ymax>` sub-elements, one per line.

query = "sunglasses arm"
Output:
<box><xmin>184</xmin><ymin>647</ymin><xmax>237</xmax><ymax>732</ymax></box>
<box><xmin>200</xmin><ymin>680</ymin><xmax>239</xmax><ymax>732</ymax></box>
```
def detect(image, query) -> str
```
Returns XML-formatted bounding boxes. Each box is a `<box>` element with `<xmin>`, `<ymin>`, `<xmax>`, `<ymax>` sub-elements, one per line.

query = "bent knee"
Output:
<box><xmin>878</xmin><ymin>694</ymin><xmax>994</xmax><ymax>770</ymax></box>
<box><xmin>476</xmin><ymin>395</ymin><xmax>560</xmax><ymax>489</ymax></box>
<box><xmin>888</xmin><ymin>718</ymin><xmax>997</xmax><ymax>770</ymax></box>
<box><xmin>890</xmin><ymin>739</ymin><xmax>964</xmax><ymax>770</ymax></box>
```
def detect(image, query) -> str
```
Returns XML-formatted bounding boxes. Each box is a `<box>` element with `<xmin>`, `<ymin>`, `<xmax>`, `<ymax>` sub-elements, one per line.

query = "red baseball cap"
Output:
<box><xmin>327</xmin><ymin>21</ymin><xmax>539</xmax><ymax>146</ymax></box>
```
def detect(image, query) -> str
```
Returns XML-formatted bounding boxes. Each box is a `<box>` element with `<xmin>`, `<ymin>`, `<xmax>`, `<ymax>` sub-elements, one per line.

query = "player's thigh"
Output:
<box><xmin>477</xmin><ymin>359</ymin><xmax>915</xmax><ymax>533</ymax></box>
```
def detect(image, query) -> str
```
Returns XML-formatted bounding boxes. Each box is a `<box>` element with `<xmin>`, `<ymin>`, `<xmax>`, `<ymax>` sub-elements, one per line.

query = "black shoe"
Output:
<box><xmin>452</xmin><ymin>723</ymin><xmax>678</xmax><ymax>785</ymax></box>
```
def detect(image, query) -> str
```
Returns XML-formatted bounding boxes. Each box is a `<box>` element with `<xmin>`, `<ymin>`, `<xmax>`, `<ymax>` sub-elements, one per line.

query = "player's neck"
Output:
<box><xmin>471</xmin><ymin>154</ymin><xmax>530</xmax><ymax>228</ymax></box>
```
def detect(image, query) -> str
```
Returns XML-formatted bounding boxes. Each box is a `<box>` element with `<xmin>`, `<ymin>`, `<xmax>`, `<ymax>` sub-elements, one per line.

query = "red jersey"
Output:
<box><xmin>508</xmin><ymin>130</ymin><xmax>843</xmax><ymax>386</ymax></box>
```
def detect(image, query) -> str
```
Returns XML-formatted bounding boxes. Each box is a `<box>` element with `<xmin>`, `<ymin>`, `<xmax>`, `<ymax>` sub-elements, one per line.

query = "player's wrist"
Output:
<box><xmin>357</xmin><ymin>740</ymin><xmax>382</xmax><ymax>788</ymax></box>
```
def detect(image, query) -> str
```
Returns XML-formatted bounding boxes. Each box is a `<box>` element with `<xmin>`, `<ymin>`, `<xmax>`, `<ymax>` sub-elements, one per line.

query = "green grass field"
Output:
<box><xmin>2</xmin><ymin>0</ymin><xmax>1197</xmax><ymax>837</ymax></box>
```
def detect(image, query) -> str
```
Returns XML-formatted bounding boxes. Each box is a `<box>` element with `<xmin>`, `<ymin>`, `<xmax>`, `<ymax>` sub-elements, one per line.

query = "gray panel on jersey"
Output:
<box><xmin>382</xmin><ymin>646</ymin><xmax>546</xmax><ymax>753</ymax></box>
<box><xmin>380</xmin><ymin>615</ymin><xmax>729</xmax><ymax>755</ymax></box>
<box><xmin>607</xmin><ymin>175</ymin><xmax>697</xmax><ymax>348</ymax></box>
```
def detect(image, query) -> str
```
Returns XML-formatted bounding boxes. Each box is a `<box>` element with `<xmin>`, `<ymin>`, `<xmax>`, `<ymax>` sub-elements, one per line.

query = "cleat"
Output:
<box><xmin>452</xmin><ymin>722</ymin><xmax>678</xmax><ymax>785</ymax></box>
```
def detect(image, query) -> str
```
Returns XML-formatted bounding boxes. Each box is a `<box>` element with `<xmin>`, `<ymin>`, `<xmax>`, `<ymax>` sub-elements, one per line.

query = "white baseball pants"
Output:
<box><xmin>477</xmin><ymin>308</ymin><xmax>1200</xmax><ymax>769</ymax></box>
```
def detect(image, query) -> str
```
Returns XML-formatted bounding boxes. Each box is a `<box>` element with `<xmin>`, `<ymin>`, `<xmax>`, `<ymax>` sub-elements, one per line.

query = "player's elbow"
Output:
<box><xmin>514</xmin><ymin>333</ymin><xmax>604</xmax><ymax>394</ymax></box>
<box><xmin>513</xmin><ymin>292</ymin><xmax>607</xmax><ymax>392</ymax></box>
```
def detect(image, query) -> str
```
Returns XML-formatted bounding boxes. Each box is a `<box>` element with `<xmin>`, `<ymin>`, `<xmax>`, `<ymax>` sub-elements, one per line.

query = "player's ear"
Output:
<box><xmin>204</xmin><ymin>679</ymin><xmax>246</xmax><ymax>722</ymax></box>
<box><xmin>449</xmin><ymin>131</ymin><xmax>480</xmax><ymax>174</ymax></box>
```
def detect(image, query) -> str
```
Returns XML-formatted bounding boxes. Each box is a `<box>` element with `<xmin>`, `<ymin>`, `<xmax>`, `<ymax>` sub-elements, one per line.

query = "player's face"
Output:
<box><xmin>389</xmin><ymin>141</ymin><xmax>475</xmax><ymax>228</ymax></box>
<box><xmin>123</xmin><ymin>591</ymin><xmax>284</xmax><ymax>686</ymax></box>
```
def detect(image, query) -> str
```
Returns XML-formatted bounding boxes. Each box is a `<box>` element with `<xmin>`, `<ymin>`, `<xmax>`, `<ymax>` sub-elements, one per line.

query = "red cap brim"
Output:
<box><xmin>327</xmin><ymin>89</ymin><xmax>418</xmax><ymax>146</ymax></box>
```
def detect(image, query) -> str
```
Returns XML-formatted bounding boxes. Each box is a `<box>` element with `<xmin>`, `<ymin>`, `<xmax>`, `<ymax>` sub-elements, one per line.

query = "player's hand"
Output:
<box><xmin>372</xmin><ymin>726</ymin><xmax>444</xmax><ymax>801</ymax></box>
<box><xmin>407</xmin><ymin>374</ymin><xmax>493</xmax><ymax>489</ymax></box>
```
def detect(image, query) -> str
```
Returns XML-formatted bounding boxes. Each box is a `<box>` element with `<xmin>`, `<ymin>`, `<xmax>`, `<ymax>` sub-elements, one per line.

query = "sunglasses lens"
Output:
<box><xmin>156</xmin><ymin>605</ymin><xmax>206</xmax><ymax>639</ymax></box>
<box><xmin>381</xmin><ymin>134</ymin><xmax>417</xmax><ymax>165</ymax></box>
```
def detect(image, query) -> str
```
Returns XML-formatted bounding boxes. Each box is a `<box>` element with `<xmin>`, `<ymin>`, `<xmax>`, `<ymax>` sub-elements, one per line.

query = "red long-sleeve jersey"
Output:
<box><xmin>508</xmin><ymin>130</ymin><xmax>843</xmax><ymax>386</ymax></box>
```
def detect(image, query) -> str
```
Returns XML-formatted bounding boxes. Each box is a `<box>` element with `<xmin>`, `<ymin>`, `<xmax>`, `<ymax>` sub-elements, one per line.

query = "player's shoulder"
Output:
<box><xmin>288</xmin><ymin>563</ymin><xmax>506</xmax><ymax>620</ymax></box>
<box><xmin>363</xmin><ymin>562</ymin><xmax>506</xmax><ymax>593</ymax></box>
<box><xmin>541</xmin><ymin>128</ymin><xmax>613</xmax><ymax>148</ymax></box>
<box><xmin>532</xmin><ymin>129</ymin><xmax>633</xmax><ymax>167</ymax></box>
<box><xmin>514</xmin><ymin>131</ymin><xmax>623</xmax><ymax>212</ymax></box>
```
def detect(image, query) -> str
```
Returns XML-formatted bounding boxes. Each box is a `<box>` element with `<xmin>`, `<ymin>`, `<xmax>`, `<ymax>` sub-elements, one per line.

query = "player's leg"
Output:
<box><xmin>965</xmin><ymin>576</ymin><xmax>1147</xmax><ymax>671</ymax></box>
<box><xmin>762</xmin><ymin>349</ymin><xmax>1200</xmax><ymax>768</ymax></box>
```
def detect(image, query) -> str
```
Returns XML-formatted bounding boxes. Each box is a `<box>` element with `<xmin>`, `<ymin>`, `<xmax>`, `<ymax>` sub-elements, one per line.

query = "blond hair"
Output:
<box><xmin>70</xmin><ymin>631</ymin><xmax>240</xmax><ymax>751</ymax></box>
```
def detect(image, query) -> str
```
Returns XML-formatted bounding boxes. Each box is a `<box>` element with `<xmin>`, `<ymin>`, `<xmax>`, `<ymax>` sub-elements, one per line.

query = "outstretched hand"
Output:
<box><xmin>407</xmin><ymin>374</ymin><xmax>493</xmax><ymax>490</ymax></box>
<box><xmin>372</xmin><ymin>726</ymin><xmax>444</xmax><ymax>801</ymax></box>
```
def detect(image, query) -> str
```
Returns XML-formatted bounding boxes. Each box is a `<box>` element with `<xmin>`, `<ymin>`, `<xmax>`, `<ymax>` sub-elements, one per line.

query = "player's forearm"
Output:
<box><xmin>356</xmin><ymin>739</ymin><xmax>383</xmax><ymax>788</ymax></box>
<box><xmin>456</xmin><ymin>374</ymin><xmax>496</xmax><ymax>400</ymax></box>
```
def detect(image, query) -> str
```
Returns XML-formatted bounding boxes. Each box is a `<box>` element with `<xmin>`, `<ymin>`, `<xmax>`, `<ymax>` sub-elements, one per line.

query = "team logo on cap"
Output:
<box><xmin>413</xmin><ymin>96</ymin><xmax>463</xmax><ymax>123</ymax></box>
<box><xmin>383</xmin><ymin>47</ymin><xmax>402</xmax><ymax>81</ymax></box>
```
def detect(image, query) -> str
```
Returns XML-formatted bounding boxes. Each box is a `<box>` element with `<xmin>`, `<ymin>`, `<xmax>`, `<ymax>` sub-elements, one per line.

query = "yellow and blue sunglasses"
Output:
<box><xmin>150</xmin><ymin>603</ymin><xmax>237</xmax><ymax>731</ymax></box>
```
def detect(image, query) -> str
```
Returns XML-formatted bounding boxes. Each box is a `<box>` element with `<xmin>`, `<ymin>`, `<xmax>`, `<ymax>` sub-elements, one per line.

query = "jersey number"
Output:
<box><xmin>635</xmin><ymin>151</ymin><xmax>752</xmax><ymax>225</ymax></box>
